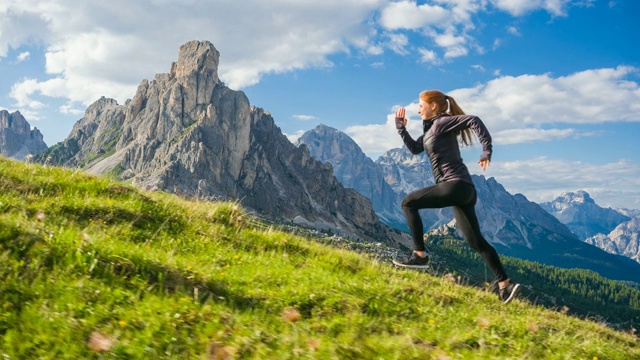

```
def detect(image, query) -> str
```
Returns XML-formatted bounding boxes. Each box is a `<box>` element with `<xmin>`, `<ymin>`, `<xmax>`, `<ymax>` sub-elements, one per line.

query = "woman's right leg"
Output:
<box><xmin>452</xmin><ymin>204</ymin><xmax>508</xmax><ymax>282</ymax></box>
<box><xmin>401</xmin><ymin>182</ymin><xmax>460</xmax><ymax>251</ymax></box>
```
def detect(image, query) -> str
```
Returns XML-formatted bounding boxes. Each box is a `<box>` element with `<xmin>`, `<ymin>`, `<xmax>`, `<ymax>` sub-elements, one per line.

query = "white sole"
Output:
<box><xmin>502</xmin><ymin>283</ymin><xmax>521</xmax><ymax>304</ymax></box>
<box><xmin>392</xmin><ymin>260</ymin><xmax>429</xmax><ymax>269</ymax></box>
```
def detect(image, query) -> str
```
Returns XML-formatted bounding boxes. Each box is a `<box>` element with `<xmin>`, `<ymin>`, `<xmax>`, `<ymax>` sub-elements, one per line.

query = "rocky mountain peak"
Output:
<box><xmin>295</xmin><ymin>124</ymin><xmax>363</xmax><ymax>168</ymax></box>
<box><xmin>171</xmin><ymin>40</ymin><xmax>220</xmax><ymax>87</ymax></box>
<box><xmin>558</xmin><ymin>190</ymin><xmax>595</xmax><ymax>205</ymax></box>
<box><xmin>36</xmin><ymin>40</ymin><xmax>408</xmax><ymax>247</ymax></box>
<box><xmin>586</xmin><ymin>217</ymin><xmax>640</xmax><ymax>264</ymax></box>
<box><xmin>540</xmin><ymin>190</ymin><xmax>630</xmax><ymax>239</ymax></box>
<box><xmin>0</xmin><ymin>110</ymin><xmax>48</xmax><ymax>160</ymax></box>
<box><xmin>296</xmin><ymin>124</ymin><xmax>406</xmax><ymax>230</ymax></box>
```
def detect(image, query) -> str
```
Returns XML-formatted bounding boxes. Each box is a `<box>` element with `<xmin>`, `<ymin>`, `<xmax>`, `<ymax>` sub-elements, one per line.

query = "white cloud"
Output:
<box><xmin>60</xmin><ymin>103</ymin><xmax>84</xmax><ymax>115</ymax></box>
<box><xmin>285</xmin><ymin>129</ymin><xmax>305</xmax><ymax>144</ymax></box>
<box><xmin>449</xmin><ymin>66</ymin><xmax>640</xmax><ymax>130</ymax></box>
<box><xmin>367</xmin><ymin>44</ymin><xmax>384</xmax><ymax>56</ymax></box>
<box><xmin>10</xmin><ymin>79</ymin><xmax>45</xmax><ymax>109</ymax></box>
<box><xmin>293</xmin><ymin>114</ymin><xmax>319</xmax><ymax>121</ymax></box>
<box><xmin>484</xmin><ymin>157</ymin><xmax>640</xmax><ymax>209</ymax></box>
<box><xmin>444</xmin><ymin>45</ymin><xmax>469</xmax><ymax>58</ymax></box>
<box><xmin>344</xmin><ymin>114</ymin><xmax>406</xmax><ymax>157</ymax></box>
<box><xmin>0</xmin><ymin>0</ymin><xmax>591</xmax><ymax>121</ymax></box>
<box><xmin>16</xmin><ymin>51</ymin><xmax>30</xmax><ymax>62</ymax></box>
<box><xmin>378</xmin><ymin>1</ymin><xmax>448</xmax><ymax>30</ymax></box>
<box><xmin>507</xmin><ymin>26</ymin><xmax>521</xmax><ymax>36</ymax></box>
<box><xmin>493</xmin><ymin>128</ymin><xmax>582</xmax><ymax>144</ymax></box>
<box><xmin>490</xmin><ymin>0</ymin><xmax>572</xmax><ymax>17</ymax></box>
<box><xmin>378</xmin><ymin>0</ymin><xmax>479</xmax><ymax>61</ymax></box>
<box><xmin>345</xmin><ymin>116</ymin><xmax>640</xmax><ymax>209</ymax></box>
<box><xmin>493</xmin><ymin>38</ymin><xmax>505</xmax><ymax>52</ymax></box>
<box><xmin>347</xmin><ymin>66</ymin><xmax>640</xmax><ymax>156</ymax></box>
<box><xmin>1</xmin><ymin>0</ymin><xmax>383</xmax><ymax>108</ymax></box>
<box><xmin>418</xmin><ymin>48</ymin><xmax>437</xmax><ymax>63</ymax></box>
<box><xmin>384</xmin><ymin>33</ymin><xmax>410</xmax><ymax>55</ymax></box>
<box><xmin>434</xmin><ymin>32</ymin><xmax>466</xmax><ymax>48</ymax></box>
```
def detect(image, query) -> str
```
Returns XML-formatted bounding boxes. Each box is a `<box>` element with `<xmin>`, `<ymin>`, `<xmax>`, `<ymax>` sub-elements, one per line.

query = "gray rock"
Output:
<box><xmin>0</xmin><ymin>110</ymin><xmax>48</xmax><ymax>160</ymax></box>
<box><xmin>585</xmin><ymin>217</ymin><xmax>640</xmax><ymax>264</ymax></box>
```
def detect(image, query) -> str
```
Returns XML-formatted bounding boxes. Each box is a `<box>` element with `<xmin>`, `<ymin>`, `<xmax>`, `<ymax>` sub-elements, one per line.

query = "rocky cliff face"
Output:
<box><xmin>0</xmin><ymin>110</ymin><xmax>48</xmax><ymax>160</ymax></box>
<box><xmin>376</xmin><ymin>147</ymin><xmax>435</xmax><ymax>195</ymax></box>
<box><xmin>585</xmin><ymin>217</ymin><xmax>640</xmax><ymax>263</ymax></box>
<box><xmin>296</xmin><ymin>125</ymin><xmax>404</xmax><ymax>229</ymax></box>
<box><xmin>586</xmin><ymin>217</ymin><xmax>640</xmax><ymax>264</ymax></box>
<box><xmin>470</xmin><ymin>175</ymin><xmax>578</xmax><ymax>247</ymax></box>
<box><xmin>540</xmin><ymin>191</ymin><xmax>630</xmax><ymax>240</ymax></box>
<box><xmin>37</xmin><ymin>40</ymin><xmax>409</xmax><ymax>247</ymax></box>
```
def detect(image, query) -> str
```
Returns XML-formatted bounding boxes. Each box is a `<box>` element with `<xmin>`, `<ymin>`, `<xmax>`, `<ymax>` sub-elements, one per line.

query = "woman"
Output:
<box><xmin>392</xmin><ymin>90</ymin><xmax>520</xmax><ymax>304</ymax></box>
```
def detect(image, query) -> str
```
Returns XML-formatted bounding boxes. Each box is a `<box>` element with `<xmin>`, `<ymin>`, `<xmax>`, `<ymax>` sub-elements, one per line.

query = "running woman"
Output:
<box><xmin>392</xmin><ymin>90</ymin><xmax>520</xmax><ymax>304</ymax></box>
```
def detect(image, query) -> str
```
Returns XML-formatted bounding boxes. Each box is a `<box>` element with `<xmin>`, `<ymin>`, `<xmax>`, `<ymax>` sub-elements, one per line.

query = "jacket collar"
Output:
<box><xmin>423</xmin><ymin>113</ymin><xmax>447</xmax><ymax>133</ymax></box>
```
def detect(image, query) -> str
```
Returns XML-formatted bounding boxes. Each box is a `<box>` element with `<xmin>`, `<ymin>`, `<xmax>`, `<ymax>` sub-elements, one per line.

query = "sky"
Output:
<box><xmin>1</xmin><ymin>0</ymin><xmax>639</xmax><ymax>210</ymax></box>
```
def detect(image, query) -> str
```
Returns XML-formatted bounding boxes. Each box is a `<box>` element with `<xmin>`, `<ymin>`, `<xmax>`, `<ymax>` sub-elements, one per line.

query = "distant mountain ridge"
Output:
<box><xmin>35</xmin><ymin>40</ymin><xmax>409</xmax><ymax>247</ymax></box>
<box><xmin>540</xmin><ymin>190</ymin><xmax>640</xmax><ymax>264</ymax></box>
<box><xmin>297</xmin><ymin>124</ymin><xmax>640</xmax><ymax>283</ymax></box>
<box><xmin>540</xmin><ymin>190</ymin><xmax>630</xmax><ymax>240</ymax></box>
<box><xmin>586</xmin><ymin>217</ymin><xmax>640</xmax><ymax>263</ymax></box>
<box><xmin>0</xmin><ymin>110</ymin><xmax>48</xmax><ymax>160</ymax></box>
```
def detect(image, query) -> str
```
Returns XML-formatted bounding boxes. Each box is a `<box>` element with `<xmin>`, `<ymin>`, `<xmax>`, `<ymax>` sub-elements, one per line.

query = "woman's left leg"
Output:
<box><xmin>449</xmin><ymin>182</ymin><xmax>508</xmax><ymax>282</ymax></box>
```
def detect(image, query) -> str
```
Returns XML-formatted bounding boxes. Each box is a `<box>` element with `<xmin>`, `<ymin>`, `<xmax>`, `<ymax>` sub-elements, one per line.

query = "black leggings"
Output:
<box><xmin>401</xmin><ymin>180</ymin><xmax>508</xmax><ymax>282</ymax></box>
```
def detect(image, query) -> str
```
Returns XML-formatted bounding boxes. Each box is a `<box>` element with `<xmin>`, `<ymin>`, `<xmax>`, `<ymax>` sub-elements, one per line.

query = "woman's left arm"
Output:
<box><xmin>436</xmin><ymin>115</ymin><xmax>493</xmax><ymax>162</ymax></box>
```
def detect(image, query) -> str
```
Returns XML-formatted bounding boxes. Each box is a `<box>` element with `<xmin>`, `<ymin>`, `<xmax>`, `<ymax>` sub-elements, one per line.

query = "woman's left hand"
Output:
<box><xmin>478</xmin><ymin>159</ymin><xmax>490</xmax><ymax>172</ymax></box>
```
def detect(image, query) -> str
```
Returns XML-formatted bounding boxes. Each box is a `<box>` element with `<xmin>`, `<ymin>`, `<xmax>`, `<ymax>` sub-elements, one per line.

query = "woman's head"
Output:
<box><xmin>419</xmin><ymin>90</ymin><xmax>449</xmax><ymax>118</ymax></box>
<box><xmin>419</xmin><ymin>90</ymin><xmax>473</xmax><ymax>146</ymax></box>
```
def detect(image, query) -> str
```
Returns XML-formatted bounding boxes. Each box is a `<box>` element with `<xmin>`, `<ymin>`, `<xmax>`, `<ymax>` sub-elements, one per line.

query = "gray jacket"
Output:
<box><xmin>397</xmin><ymin>114</ymin><xmax>493</xmax><ymax>184</ymax></box>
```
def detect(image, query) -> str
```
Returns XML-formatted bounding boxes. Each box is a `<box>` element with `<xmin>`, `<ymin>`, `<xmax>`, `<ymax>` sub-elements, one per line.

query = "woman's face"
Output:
<box><xmin>418</xmin><ymin>99</ymin><xmax>436</xmax><ymax>120</ymax></box>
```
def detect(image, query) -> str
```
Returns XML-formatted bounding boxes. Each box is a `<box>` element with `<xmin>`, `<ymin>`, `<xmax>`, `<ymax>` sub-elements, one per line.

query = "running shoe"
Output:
<box><xmin>499</xmin><ymin>282</ymin><xmax>521</xmax><ymax>304</ymax></box>
<box><xmin>392</xmin><ymin>252</ymin><xmax>429</xmax><ymax>269</ymax></box>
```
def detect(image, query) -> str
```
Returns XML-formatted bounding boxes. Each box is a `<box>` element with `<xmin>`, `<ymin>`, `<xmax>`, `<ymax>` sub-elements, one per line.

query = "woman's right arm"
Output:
<box><xmin>396</xmin><ymin>108</ymin><xmax>424</xmax><ymax>154</ymax></box>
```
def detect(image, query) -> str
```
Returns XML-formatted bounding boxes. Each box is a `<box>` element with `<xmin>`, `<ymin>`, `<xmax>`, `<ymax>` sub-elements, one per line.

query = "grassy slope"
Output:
<box><xmin>0</xmin><ymin>157</ymin><xmax>638</xmax><ymax>359</ymax></box>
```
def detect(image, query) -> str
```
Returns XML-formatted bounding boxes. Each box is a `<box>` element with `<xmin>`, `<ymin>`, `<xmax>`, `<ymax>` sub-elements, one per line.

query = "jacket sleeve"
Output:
<box><xmin>397</xmin><ymin>125</ymin><xmax>425</xmax><ymax>154</ymax></box>
<box><xmin>434</xmin><ymin>115</ymin><xmax>492</xmax><ymax>161</ymax></box>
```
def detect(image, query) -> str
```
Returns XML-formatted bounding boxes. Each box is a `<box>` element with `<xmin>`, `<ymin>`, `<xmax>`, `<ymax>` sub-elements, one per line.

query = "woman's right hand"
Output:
<box><xmin>395</xmin><ymin>108</ymin><xmax>407</xmax><ymax>129</ymax></box>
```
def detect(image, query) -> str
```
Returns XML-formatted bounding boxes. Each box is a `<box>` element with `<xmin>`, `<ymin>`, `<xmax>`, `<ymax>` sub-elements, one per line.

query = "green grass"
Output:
<box><xmin>1</xmin><ymin>157</ymin><xmax>638</xmax><ymax>359</ymax></box>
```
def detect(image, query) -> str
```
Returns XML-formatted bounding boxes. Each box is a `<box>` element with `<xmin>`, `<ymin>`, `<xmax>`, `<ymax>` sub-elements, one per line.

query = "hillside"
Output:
<box><xmin>1</xmin><ymin>157</ymin><xmax>638</xmax><ymax>359</ymax></box>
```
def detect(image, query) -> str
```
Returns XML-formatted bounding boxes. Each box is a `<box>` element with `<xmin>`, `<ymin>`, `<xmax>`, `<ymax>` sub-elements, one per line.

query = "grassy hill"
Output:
<box><xmin>1</xmin><ymin>157</ymin><xmax>638</xmax><ymax>359</ymax></box>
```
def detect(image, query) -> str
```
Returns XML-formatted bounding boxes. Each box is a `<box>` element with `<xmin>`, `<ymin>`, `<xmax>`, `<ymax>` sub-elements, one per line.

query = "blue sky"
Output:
<box><xmin>1</xmin><ymin>0</ymin><xmax>639</xmax><ymax>210</ymax></box>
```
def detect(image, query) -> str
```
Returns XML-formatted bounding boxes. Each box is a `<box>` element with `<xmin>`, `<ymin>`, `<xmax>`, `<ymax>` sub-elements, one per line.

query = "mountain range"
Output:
<box><xmin>4</xmin><ymin>40</ymin><xmax>639</xmax><ymax>283</ymax></box>
<box><xmin>541</xmin><ymin>191</ymin><xmax>640</xmax><ymax>264</ymax></box>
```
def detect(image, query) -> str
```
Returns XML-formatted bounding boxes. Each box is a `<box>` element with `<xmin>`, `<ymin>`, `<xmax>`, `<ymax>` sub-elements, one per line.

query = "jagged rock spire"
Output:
<box><xmin>0</xmin><ymin>110</ymin><xmax>48</xmax><ymax>160</ymax></box>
